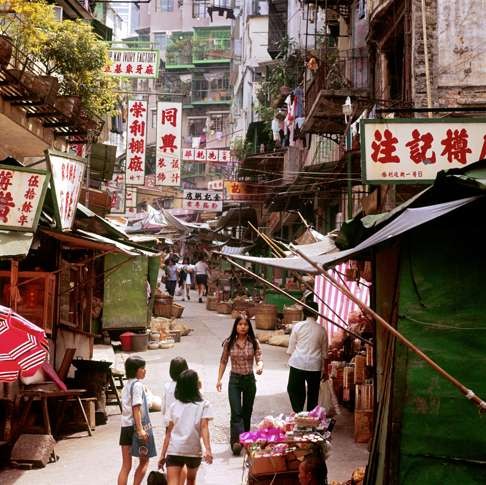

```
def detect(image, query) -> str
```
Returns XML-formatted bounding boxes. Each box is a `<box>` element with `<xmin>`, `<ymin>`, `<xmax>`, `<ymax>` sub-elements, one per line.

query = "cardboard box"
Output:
<box><xmin>250</xmin><ymin>454</ymin><xmax>287</xmax><ymax>476</ymax></box>
<box><xmin>354</xmin><ymin>409</ymin><xmax>373</xmax><ymax>443</ymax></box>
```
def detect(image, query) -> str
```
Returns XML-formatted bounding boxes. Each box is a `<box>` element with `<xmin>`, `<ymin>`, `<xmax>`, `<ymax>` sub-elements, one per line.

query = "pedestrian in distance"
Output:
<box><xmin>178</xmin><ymin>257</ymin><xmax>193</xmax><ymax>301</ymax></box>
<box><xmin>287</xmin><ymin>300</ymin><xmax>328</xmax><ymax>413</ymax></box>
<box><xmin>165</xmin><ymin>259</ymin><xmax>178</xmax><ymax>297</ymax></box>
<box><xmin>217</xmin><ymin>315</ymin><xmax>263</xmax><ymax>456</ymax></box>
<box><xmin>161</xmin><ymin>357</ymin><xmax>189</xmax><ymax>485</ymax></box>
<box><xmin>118</xmin><ymin>356</ymin><xmax>157</xmax><ymax>485</ymax></box>
<box><xmin>194</xmin><ymin>256</ymin><xmax>210</xmax><ymax>303</ymax></box>
<box><xmin>159</xmin><ymin>369</ymin><xmax>213</xmax><ymax>485</ymax></box>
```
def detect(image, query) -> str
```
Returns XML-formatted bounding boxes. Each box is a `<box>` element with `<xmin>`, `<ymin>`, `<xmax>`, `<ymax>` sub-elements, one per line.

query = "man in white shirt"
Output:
<box><xmin>194</xmin><ymin>257</ymin><xmax>210</xmax><ymax>303</ymax></box>
<box><xmin>287</xmin><ymin>301</ymin><xmax>328</xmax><ymax>413</ymax></box>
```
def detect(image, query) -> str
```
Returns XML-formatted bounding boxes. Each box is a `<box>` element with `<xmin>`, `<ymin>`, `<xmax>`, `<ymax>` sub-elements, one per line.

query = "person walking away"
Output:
<box><xmin>287</xmin><ymin>300</ymin><xmax>328</xmax><ymax>413</ymax></box>
<box><xmin>178</xmin><ymin>258</ymin><xmax>193</xmax><ymax>301</ymax></box>
<box><xmin>161</xmin><ymin>357</ymin><xmax>189</xmax><ymax>485</ymax></box>
<box><xmin>159</xmin><ymin>370</ymin><xmax>213</xmax><ymax>485</ymax></box>
<box><xmin>165</xmin><ymin>259</ymin><xmax>178</xmax><ymax>297</ymax></box>
<box><xmin>217</xmin><ymin>315</ymin><xmax>263</xmax><ymax>455</ymax></box>
<box><xmin>118</xmin><ymin>356</ymin><xmax>157</xmax><ymax>485</ymax></box>
<box><xmin>194</xmin><ymin>257</ymin><xmax>210</xmax><ymax>303</ymax></box>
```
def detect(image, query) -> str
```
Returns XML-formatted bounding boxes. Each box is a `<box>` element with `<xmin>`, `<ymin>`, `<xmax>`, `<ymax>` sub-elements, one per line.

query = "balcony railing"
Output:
<box><xmin>192</xmin><ymin>87</ymin><xmax>232</xmax><ymax>103</ymax></box>
<box><xmin>193</xmin><ymin>37</ymin><xmax>231</xmax><ymax>63</ymax></box>
<box><xmin>306</xmin><ymin>48</ymin><xmax>369</xmax><ymax>115</ymax></box>
<box><xmin>165</xmin><ymin>49</ymin><xmax>194</xmax><ymax>68</ymax></box>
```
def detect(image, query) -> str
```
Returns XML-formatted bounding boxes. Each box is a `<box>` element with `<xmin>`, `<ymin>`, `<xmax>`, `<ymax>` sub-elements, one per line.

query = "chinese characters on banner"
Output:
<box><xmin>101</xmin><ymin>172</ymin><xmax>125</xmax><ymax>214</ymax></box>
<box><xmin>208</xmin><ymin>180</ymin><xmax>224</xmax><ymax>190</ymax></box>
<box><xmin>0</xmin><ymin>165</ymin><xmax>49</xmax><ymax>231</ymax></box>
<box><xmin>105</xmin><ymin>49</ymin><xmax>159</xmax><ymax>79</ymax></box>
<box><xmin>46</xmin><ymin>151</ymin><xmax>86</xmax><ymax>231</ymax></box>
<box><xmin>156</xmin><ymin>102</ymin><xmax>182</xmax><ymax>186</ymax></box>
<box><xmin>126</xmin><ymin>187</ymin><xmax>137</xmax><ymax>208</ymax></box>
<box><xmin>126</xmin><ymin>99</ymin><xmax>148</xmax><ymax>186</ymax></box>
<box><xmin>182</xmin><ymin>148</ymin><xmax>232</xmax><ymax>162</ymax></box>
<box><xmin>361</xmin><ymin>120</ymin><xmax>486</xmax><ymax>183</ymax></box>
<box><xmin>183</xmin><ymin>189</ymin><xmax>223</xmax><ymax>212</ymax></box>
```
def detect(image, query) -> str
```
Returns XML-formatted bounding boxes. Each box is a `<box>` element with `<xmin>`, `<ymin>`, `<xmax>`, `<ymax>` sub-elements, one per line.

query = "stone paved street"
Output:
<box><xmin>0</xmin><ymin>294</ymin><xmax>368</xmax><ymax>484</ymax></box>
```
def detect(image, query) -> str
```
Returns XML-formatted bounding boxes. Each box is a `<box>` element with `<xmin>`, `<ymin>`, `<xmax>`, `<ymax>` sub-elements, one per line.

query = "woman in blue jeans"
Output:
<box><xmin>217</xmin><ymin>315</ymin><xmax>263</xmax><ymax>455</ymax></box>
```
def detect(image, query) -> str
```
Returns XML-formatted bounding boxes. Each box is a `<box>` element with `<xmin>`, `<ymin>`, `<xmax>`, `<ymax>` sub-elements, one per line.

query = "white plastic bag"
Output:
<box><xmin>318</xmin><ymin>378</ymin><xmax>341</xmax><ymax>417</ymax></box>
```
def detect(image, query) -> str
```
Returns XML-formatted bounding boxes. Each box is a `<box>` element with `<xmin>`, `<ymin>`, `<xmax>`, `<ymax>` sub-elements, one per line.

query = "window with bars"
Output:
<box><xmin>192</xmin><ymin>0</ymin><xmax>209</xmax><ymax>18</ymax></box>
<box><xmin>153</xmin><ymin>32</ymin><xmax>168</xmax><ymax>54</ymax></box>
<box><xmin>159</xmin><ymin>0</ymin><xmax>174</xmax><ymax>12</ymax></box>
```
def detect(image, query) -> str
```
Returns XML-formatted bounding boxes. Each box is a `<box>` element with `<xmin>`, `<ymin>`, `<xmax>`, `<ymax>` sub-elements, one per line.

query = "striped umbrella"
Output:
<box><xmin>0</xmin><ymin>305</ymin><xmax>49</xmax><ymax>382</ymax></box>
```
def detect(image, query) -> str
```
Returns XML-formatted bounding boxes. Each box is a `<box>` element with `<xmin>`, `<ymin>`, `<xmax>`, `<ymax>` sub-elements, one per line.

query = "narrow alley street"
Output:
<box><xmin>0</xmin><ymin>294</ymin><xmax>368</xmax><ymax>485</ymax></box>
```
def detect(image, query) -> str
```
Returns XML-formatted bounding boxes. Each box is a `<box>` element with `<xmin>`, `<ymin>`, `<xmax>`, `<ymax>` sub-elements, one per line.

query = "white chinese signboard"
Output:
<box><xmin>126</xmin><ymin>100</ymin><xmax>148</xmax><ymax>186</ymax></box>
<box><xmin>183</xmin><ymin>189</ymin><xmax>223</xmax><ymax>212</ymax></box>
<box><xmin>105</xmin><ymin>49</ymin><xmax>159</xmax><ymax>79</ymax></box>
<box><xmin>0</xmin><ymin>165</ymin><xmax>49</xmax><ymax>232</ymax></box>
<box><xmin>156</xmin><ymin>102</ymin><xmax>182</xmax><ymax>186</ymax></box>
<box><xmin>46</xmin><ymin>150</ymin><xmax>86</xmax><ymax>231</ymax></box>
<box><xmin>208</xmin><ymin>180</ymin><xmax>224</xmax><ymax>190</ymax></box>
<box><xmin>126</xmin><ymin>187</ymin><xmax>137</xmax><ymax>209</ymax></box>
<box><xmin>102</xmin><ymin>172</ymin><xmax>125</xmax><ymax>214</ymax></box>
<box><xmin>182</xmin><ymin>148</ymin><xmax>233</xmax><ymax>163</ymax></box>
<box><xmin>361</xmin><ymin>119</ymin><xmax>486</xmax><ymax>183</ymax></box>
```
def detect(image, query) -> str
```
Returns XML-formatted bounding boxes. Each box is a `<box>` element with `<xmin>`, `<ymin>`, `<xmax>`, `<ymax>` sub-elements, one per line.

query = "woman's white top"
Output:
<box><xmin>167</xmin><ymin>400</ymin><xmax>213</xmax><ymax>457</ymax></box>
<box><xmin>161</xmin><ymin>381</ymin><xmax>176</xmax><ymax>427</ymax></box>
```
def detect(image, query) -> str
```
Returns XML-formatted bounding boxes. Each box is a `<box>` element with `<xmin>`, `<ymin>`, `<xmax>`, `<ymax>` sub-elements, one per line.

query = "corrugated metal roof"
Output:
<box><xmin>0</xmin><ymin>231</ymin><xmax>34</xmax><ymax>258</ymax></box>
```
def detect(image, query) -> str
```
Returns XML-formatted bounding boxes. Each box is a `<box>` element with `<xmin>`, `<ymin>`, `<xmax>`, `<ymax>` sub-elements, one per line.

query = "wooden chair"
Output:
<box><xmin>18</xmin><ymin>349</ymin><xmax>92</xmax><ymax>438</ymax></box>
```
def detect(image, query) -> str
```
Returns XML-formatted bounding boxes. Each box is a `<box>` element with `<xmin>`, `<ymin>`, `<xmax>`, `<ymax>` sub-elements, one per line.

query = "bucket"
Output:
<box><xmin>131</xmin><ymin>333</ymin><xmax>148</xmax><ymax>352</ymax></box>
<box><xmin>254</xmin><ymin>304</ymin><xmax>277</xmax><ymax>330</ymax></box>
<box><xmin>120</xmin><ymin>332</ymin><xmax>135</xmax><ymax>352</ymax></box>
<box><xmin>169</xmin><ymin>330</ymin><xmax>181</xmax><ymax>343</ymax></box>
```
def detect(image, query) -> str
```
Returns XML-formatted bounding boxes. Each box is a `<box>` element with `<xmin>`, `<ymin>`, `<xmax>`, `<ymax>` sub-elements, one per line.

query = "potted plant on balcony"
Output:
<box><xmin>38</xmin><ymin>19</ymin><xmax>117</xmax><ymax>120</ymax></box>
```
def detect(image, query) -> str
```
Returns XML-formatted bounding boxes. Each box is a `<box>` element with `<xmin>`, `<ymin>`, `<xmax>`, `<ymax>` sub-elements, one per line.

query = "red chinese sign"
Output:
<box><xmin>47</xmin><ymin>150</ymin><xmax>86</xmax><ymax>231</ymax></box>
<box><xmin>183</xmin><ymin>189</ymin><xmax>223</xmax><ymax>212</ymax></box>
<box><xmin>101</xmin><ymin>172</ymin><xmax>125</xmax><ymax>214</ymax></box>
<box><xmin>0</xmin><ymin>165</ymin><xmax>49</xmax><ymax>232</ymax></box>
<box><xmin>362</xmin><ymin>119</ymin><xmax>486</xmax><ymax>183</ymax></box>
<box><xmin>156</xmin><ymin>102</ymin><xmax>182</xmax><ymax>187</ymax></box>
<box><xmin>126</xmin><ymin>99</ymin><xmax>148</xmax><ymax>186</ymax></box>
<box><xmin>104</xmin><ymin>49</ymin><xmax>159</xmax><ymax>79</ymax></box>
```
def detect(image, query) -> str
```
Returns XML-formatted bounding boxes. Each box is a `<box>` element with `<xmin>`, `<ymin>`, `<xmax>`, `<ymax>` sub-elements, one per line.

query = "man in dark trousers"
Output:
<box><xmin>287</xmin><ymin>300</ymin><xmax>328</xmax><ymax>412</ymax></box>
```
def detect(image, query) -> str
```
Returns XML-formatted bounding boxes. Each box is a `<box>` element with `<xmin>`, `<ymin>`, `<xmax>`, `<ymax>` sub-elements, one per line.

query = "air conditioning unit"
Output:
<box><xmin>53</xmin><ymin>5</ymin><xmax>63</xmax><ymax>21</ymax></box>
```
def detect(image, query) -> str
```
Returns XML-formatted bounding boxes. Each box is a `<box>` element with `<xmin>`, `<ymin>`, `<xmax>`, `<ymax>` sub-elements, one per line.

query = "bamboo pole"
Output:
<box><xmin>226</xmin><ymin>257</ymin><xmax>372</xmax><ymax>345</ymax></box>
<box><xmin>248</xmin><ymin>222</ymin><xmax>351</xmax><ymax>329</ymax></box>
<box><xmin>421</xmin><ymin>0</ymin><xmax>433</xmax><ymax>118</ymax></box>
<box><xmin>289</xmin><ymin>245</ymin><xmax>486</xmax><ymax>412</ymax></box>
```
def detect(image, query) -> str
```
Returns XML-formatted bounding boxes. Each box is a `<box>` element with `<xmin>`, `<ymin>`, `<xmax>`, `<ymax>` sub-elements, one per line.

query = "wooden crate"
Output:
<box><xmin>343</xmin><ymin>366</ymin><xmax>354</xmax><ymax>388</ymax></box>
<box><xmin>355</xmin><ymin>383</ymin><xmax>374</xmax><ymax>410</ymax></box>
<box><xmin>354</xmin><ymin>355</ymin><xmax>366</xmax><ymax>384</ymax></box>
<box><xmin>354</xmin><ymin>409</ymin><xmax>373</xmax><ymax>443</ymax></box>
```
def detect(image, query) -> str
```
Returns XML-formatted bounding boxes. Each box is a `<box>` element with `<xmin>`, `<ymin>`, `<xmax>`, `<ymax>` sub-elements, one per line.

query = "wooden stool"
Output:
<box><xmin>106</xmin><ymin>369</ymin><xmax>122</xmax><ymax>413</ymax></box>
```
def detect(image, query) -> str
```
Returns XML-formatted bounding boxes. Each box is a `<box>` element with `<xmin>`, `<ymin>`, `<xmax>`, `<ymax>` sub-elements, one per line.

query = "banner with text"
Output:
<box><xmin>208</xmin><ymin>180</ymin><xmax>224</xmax><ymax>190</ymax></box>
<box><xmin>183</xmin><ymin>148</ymin><xmax>232</xmax><ymax>163</ymax></box>
<box><xmin>126</xmin><ymin>187</ymin><xmax>137</xmax><ymax>208</ymax></box>
<box><xmin>156</xmin><ymin>102</ymin><xmax>182</xmax><ymax>186</ymax></box>
<box><xmin>183</xmin><ymin>189</ymin><xmax>223</xmax><ymax>212</ymax></box>
<box><xmin>105</xmin><ymin>49</ymin><xmax>159</xmax><ymax>78</ymax></box>
<box><xmin>46</xmin><ymin>150</ymin><xmax>86</xmax><ymax>231</ymax></box>
<box><xmin>0</xmin><ymin>165</ymin><xmax>49</xmax><ymax>232</ymax></box>
<box><xmin>361</xmin><ymin>119</ymin><xmax>486</xmax><ymax>183</ymax></box>
<box><xmin>126</xmin><ymin>100</ymin><xmax>148</xmax><ymax>186</ymax></box>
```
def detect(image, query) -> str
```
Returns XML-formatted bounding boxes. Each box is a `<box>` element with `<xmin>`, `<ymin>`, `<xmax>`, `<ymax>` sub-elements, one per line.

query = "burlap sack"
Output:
<box><xmin>268</xmin><ymin>334</ymin><xmax>290</xmax><ymax>347</ymax></box>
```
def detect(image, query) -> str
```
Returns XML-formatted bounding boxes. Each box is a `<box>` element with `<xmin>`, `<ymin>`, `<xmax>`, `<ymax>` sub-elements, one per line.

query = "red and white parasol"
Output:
<box><xmin>0</xmin><ymin>305</ymin><xmax>49</xmax><ymax>382</ymax></box>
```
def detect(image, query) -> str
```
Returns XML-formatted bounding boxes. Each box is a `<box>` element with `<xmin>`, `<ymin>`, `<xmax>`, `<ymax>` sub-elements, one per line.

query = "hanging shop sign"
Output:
<box><xmin>155</xmin><ymin>102</ymin><xmax>182</xmax><ymax>186</ymax></box>
<box><xmin>102</xmin><ymin>172</ymin><xmax>125</xmax><ymax>214</ymax></box>
<box><xmin>105</xmin><ymin>49</ymin><xmax>159</xmax><ymax>79</ymax></box>
<box><xmin>126</xmin><ymin>186</ymin><xmax>137</xmax><ymax>209</ymax></box>
<box><xmin>182</xmin><ymin>189</ymin><xmax>223</xmax><ymax>212</ymax></box>
<box><xmin>125</xmin><ymin>99</ymin><xmax>148</xmax><ymax>186</ymax></box>
<box><xmin>182</xmin><ymin>148</ymin><xmax>233</xmax><ymax>163</ymax></box>
<box><xmin>361</xmin><ymin>119</ymin><xmax>486</xmax><ymax>183</ymax></box>
<box><xmin>46</xmin><ymin>150</ymin><xmax>86</xmax><ymax>231</ymax></box>
<box><xmin>208</xmin><ymin>179</ymin><xmax>224</xmax><ymax>190</ymax></box>
<box><xmin>0</xmin><ymin>165</ymin><xmax>49</xmax><ymax>232</ymax></box>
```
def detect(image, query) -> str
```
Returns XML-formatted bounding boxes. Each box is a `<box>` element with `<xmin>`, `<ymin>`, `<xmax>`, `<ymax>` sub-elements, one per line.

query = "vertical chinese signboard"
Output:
<box><xmin>0</xmin><ymin>165</ymin><xmax>49</xmax><ymax>231</ymax></box>
<box><xmin>102</xmin><ymin>172</ymin><xmax>125</xmax><ymax>214</ymax></box>
<box><xmin>361</xmin><ymin>119</ymin><xmax>486</xmax><ymax>183</ymax></box>
<box><xmin>46</xmin><ymin>150</ymin><xmax>86</xmax><ymax>231</ymax></box>
<box><xmin>126</xmin><ymin>187</ymin><xmax>137</xmax><ymax>209</ymax></box>
<box><xmin>155</xmin><ymin>102</ymin><xmax>182</xmax><ymax>186</ymax></box>
<box><xmin>182</xmin><ymin>189</ymin><xmax>223</xmax><ymax>212</ymax></box>
<box><xmin>126</xmin><ymin>100</ymin><xmax>148</xmax><ymax>186</ymax></box>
